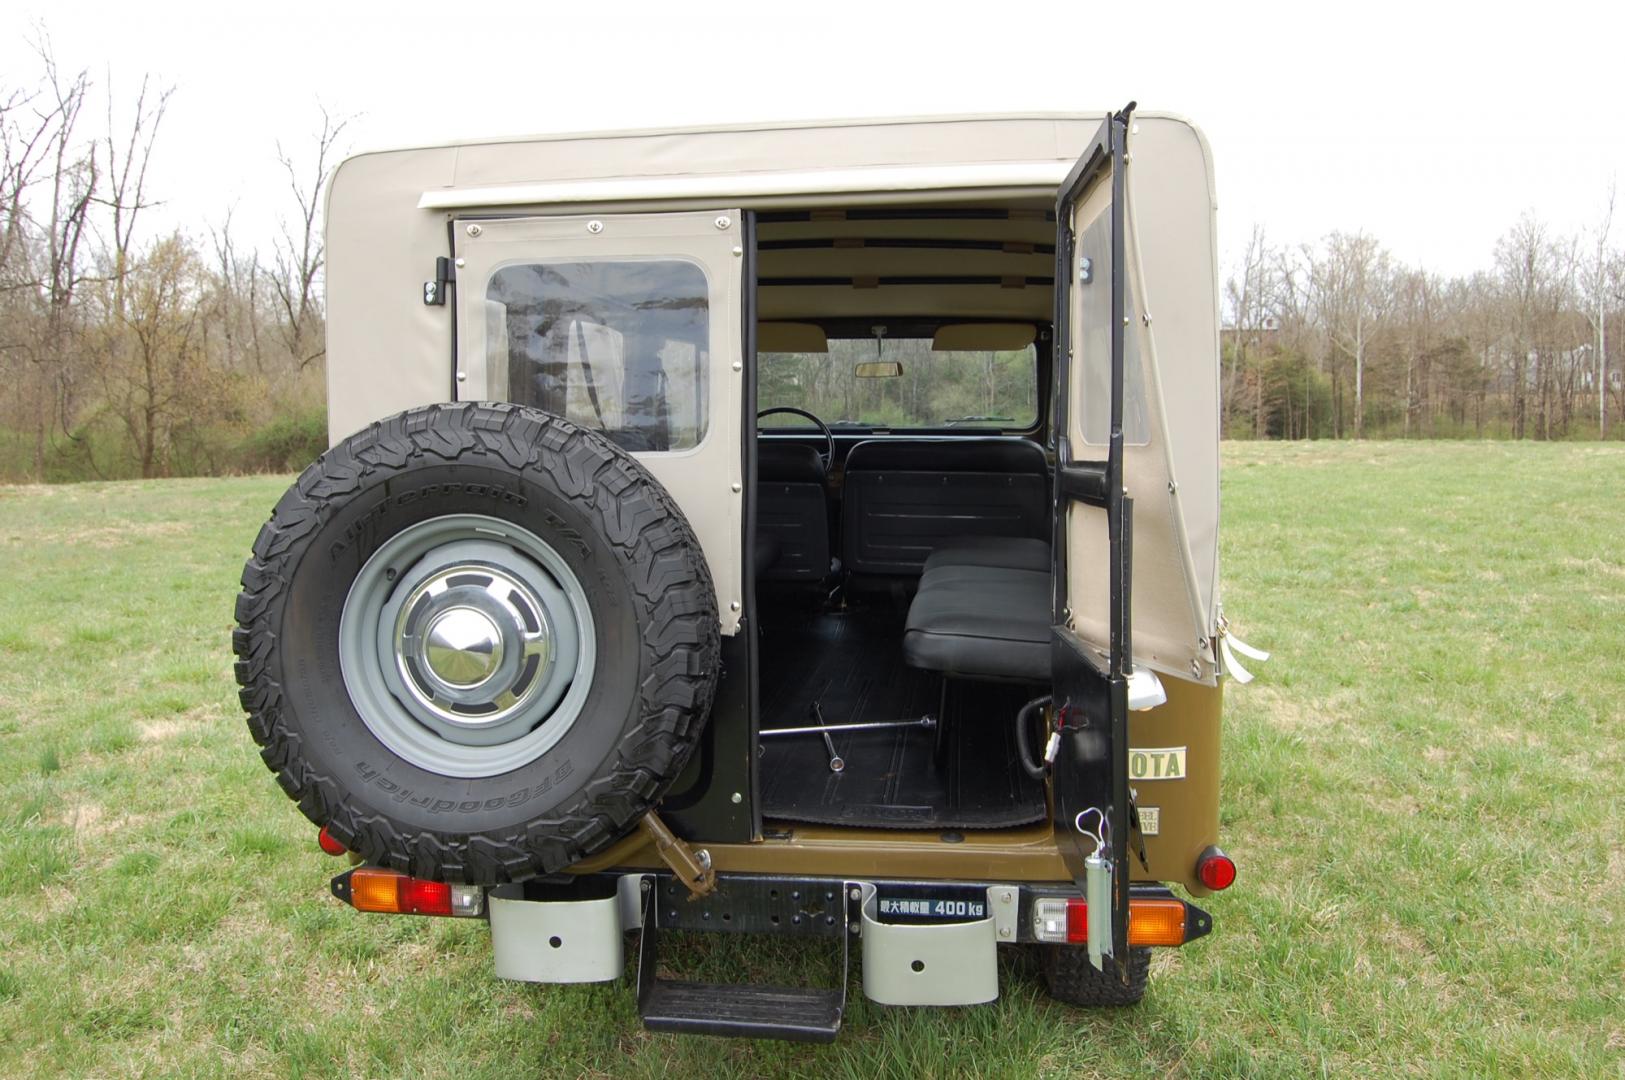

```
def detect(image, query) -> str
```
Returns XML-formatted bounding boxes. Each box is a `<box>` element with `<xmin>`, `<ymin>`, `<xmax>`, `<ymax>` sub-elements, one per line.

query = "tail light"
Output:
<box><xmin>1125</xmin><ymin>899</ymin><xmax>1189</xmax><ymax>946</ymax></box>
<box><xmin>316</xmin><ymin>826</ymin><xmax>348</xmax><ymax>856</ymax></box>
<box><xmin>1032</xmin><ymin>896</ymin><xmax>1197</xmax><ymax>946</ymax></box>
<box><xmin>333</xmin><ymin>868</ymin><xmax>483</xmax><ymax>917</ymax></box>
<box><xmin>1197</xmin><ymin>846</ymin><xmax>1237</xmax><ymax>891</ymax></box>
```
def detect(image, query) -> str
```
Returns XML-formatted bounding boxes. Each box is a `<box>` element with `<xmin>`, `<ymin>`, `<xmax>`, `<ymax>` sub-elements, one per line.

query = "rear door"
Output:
<box><xmin>450</xmin><ymin>210</ymin><xmax>747</xmax><ymax>637</ymax></box>
<box><xmin>1050</xmin><ymin>109</ymin><xmax>1223</xmax><ymax>971</ymax></box>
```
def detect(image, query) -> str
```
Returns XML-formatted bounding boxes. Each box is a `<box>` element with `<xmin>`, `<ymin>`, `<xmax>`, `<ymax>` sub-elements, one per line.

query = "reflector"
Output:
<box><xmin>1197</xmin><ymin>846</ymin><xmax>1237</xmax><ymax>891</ymax></box>
<box><xmin>317</xmin><ymin>826</ymin><xmax>347</xmax><ymax>856</ymax></box>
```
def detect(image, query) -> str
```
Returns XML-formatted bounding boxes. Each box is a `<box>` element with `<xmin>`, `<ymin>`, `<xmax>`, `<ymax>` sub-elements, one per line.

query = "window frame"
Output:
<box><xmin>753</xmin><ymin>318</ymin><xmax>1052</xmax><ymax>440</ymax></box>
<box><xmin>481</xmin><ymin>254</ymin><xmax>716</xmax><ymax>456</ymax></box>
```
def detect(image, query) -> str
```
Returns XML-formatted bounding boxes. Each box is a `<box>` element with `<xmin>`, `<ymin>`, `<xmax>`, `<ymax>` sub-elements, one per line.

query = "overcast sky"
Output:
<box><xmin>6</xmin><ymin>0</ymin><xmax>1623</xmax><ymax>278</ymax></box>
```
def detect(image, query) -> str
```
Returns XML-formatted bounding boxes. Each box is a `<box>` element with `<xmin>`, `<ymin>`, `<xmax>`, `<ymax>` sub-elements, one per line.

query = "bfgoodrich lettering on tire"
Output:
<box><xmin>232</xmin><ymin>402</ymin><xmax>720</xmax><ymax>884</ymax></box>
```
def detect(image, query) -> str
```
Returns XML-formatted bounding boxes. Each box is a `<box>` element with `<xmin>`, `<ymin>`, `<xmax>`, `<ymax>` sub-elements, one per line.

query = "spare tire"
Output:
<box><xmin>232</xmin><ymin>402</ymin><xmax>720</xmax><ymax>884</ymax></box>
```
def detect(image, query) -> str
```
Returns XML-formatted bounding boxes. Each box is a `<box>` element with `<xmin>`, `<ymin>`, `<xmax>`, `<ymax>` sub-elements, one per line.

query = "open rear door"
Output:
<box><xmin>1050</xmin><ymin>108</ymin><xmax>1135</xmax><ymax>976</ymax></box>
<box><xmin>1050</xmin><ymin>106</ymin><xmax>1223</xmax><ymax>975</ymax></box>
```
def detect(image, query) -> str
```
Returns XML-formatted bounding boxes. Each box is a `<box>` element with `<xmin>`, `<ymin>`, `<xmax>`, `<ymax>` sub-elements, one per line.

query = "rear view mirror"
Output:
<box><xmin>854</xmin><ymin>361</ymin><xmax>903</xmax><ymax>378</ymax></box>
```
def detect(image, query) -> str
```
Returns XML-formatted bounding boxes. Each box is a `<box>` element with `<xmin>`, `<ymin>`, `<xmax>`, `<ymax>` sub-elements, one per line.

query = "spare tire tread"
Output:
<box><xmin>233</xmin><ymin>402</ymin><xmax>720</xmax><ymax>883</ymax></box>
<box><xmin>1041</xmin><ymin>945</ymin><xmax>1151</xmax><ymax>1007</ymax></box>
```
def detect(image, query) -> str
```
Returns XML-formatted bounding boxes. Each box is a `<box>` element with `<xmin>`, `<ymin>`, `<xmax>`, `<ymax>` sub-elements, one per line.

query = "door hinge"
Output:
<box><xmin>423</xmin><ymin>256</ymin><xmax>454</xmax><ymax>306</ymax></box>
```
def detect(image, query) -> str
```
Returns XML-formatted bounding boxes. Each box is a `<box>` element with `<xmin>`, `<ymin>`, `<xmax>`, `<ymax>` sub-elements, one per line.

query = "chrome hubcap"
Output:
<box><xmin>391</xmin><ymin>562</ymin><xmax>555</xmax><ymax>728</ymax></box>
<box><xmin>422</xmin><ymin>607</ymin><xmax>504</xmax><ymax>687</ymax></box>
<box><xmin>338</xmin><ymin>515</ymin><xmax>596</xmax><ymax>778</ymax></box>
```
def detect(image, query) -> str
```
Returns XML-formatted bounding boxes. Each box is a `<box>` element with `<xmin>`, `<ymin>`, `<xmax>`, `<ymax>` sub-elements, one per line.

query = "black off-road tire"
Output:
<box><xmin>1040</xmin><ymin>945</ymin><xmax>1151</xmax><ymax>1006</ymax></box>
<box><xmin>232</xmin><ymin>402</ymin><xmax>720</xmax><ymax>884</ymax></box>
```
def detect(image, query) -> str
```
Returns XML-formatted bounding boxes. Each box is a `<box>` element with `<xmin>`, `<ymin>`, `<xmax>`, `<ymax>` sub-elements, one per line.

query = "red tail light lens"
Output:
<box><xmin>401</xmin><ymin>877</ymin><xmax>453</xmax><ymax>916</ymax></box>
<box><xmin>317</xmin><ymin>826</ymin><xmax>348</xmax><ymax>856</ymax></box>
<box><xmin>1064</xmin><ymin>899</ymin><xmax>1089</xmax><ymax>943</ymax></box>
<box><xmin>1197</xmin><ymin>846</ymin><xmax>1236</xmax><ymax>891</ymax></box>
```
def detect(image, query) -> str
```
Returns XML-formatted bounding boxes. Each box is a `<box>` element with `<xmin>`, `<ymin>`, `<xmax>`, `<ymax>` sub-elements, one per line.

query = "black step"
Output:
<box><xmin>636</xmin><ymin>880</ymin><xmax>850</xmax><ymax>1042</ymax></box>
<box><xmin>639</xmin><ymin>979</ymin><xmax>843</xmax><ymax>1042</ymax></box>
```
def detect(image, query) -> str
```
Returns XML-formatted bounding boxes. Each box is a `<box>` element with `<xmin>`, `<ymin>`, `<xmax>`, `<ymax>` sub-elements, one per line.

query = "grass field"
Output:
<box><xmin>0</xmin><ymin>442</ymin><xmax>1621</xmax><ymax>1078</ymax></box>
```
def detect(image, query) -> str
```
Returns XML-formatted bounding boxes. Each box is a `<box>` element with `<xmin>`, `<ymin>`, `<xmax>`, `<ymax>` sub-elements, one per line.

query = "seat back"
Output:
<box><xmin>756</xmin><ymin>442</ymin><xmax>830</xmax><ymax>582</ymax></box>
<box><xmin>840</xmin><ymin>438</ymin><xmax>1049</xmax><ymax>576</ymax></box>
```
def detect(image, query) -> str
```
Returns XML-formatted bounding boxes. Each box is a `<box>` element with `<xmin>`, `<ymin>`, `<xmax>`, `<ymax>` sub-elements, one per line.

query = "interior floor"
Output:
<box><xmin>756</xmin><ymin>599</ymin><xmax>1047</xmax><ymax>830</ymax></box>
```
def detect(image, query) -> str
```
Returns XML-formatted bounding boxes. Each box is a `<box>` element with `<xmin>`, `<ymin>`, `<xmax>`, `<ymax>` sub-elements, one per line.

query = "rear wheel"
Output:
<box><xmin>1040</xmin><ymin>946</ymin><xmax>1150</xmax><ymax>1006</ymax></box>
<box><xmin>232</xmin><ymin>402</ymin><xmax>719</xmax><ymax>884</ymax></box>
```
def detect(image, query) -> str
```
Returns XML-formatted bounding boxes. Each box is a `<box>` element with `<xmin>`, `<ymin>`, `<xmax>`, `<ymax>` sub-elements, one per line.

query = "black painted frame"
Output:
<box><xmin>1049</xmin><ymin>103</ymin><xmax>1137</xmax><ymax>977</ymax></box>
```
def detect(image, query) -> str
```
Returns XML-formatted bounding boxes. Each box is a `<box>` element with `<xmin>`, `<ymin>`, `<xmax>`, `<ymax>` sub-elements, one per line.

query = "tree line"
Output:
<box><xmin>5</xmin><ymin>40</ymin><xmax>1621</xmax><ymax>484</ymax></box>
<box><xmin>1222</xmin><ymin>204</ymin><xmax>1622</xmax><ymax>441</ymax></box>
<box><xmin>0</xmin><ymin>41</ymin><xmax>340</xmax><ymax>482</ymax></box>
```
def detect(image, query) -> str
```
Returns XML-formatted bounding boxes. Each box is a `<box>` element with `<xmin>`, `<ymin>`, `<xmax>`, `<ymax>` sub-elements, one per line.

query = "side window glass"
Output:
<box><xmin>1077</xmin><ymin>214</ymin><xmax>1150</xmax><ymax>447</ymax></box>
<box><xmin>486</xmin><ymin>261</ymin><xmax>710</xmax><ymax>452</ymax></box>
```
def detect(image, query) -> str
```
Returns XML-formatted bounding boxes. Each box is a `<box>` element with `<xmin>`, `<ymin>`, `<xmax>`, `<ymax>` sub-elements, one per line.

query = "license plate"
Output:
<box><xmin>874</xmin><ymin>885</ymin><xmax>988</xmax><ymax>925</ymax></box>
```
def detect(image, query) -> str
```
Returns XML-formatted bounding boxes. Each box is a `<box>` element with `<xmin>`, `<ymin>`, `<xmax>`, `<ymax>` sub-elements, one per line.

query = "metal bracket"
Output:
<box><xmin>423</xmin><ymin>255</ymin><xmax>453</xmax><ymax>306</ymax></box>
<box><xmin>987</xmin><ymin>885</ymin><xmax>1019</xmax><ymax>942</ymax></box>
<box><xmin>638</xmin><ymin>811</ymin><xmax>716</xmax><ymax>899</ymax></box>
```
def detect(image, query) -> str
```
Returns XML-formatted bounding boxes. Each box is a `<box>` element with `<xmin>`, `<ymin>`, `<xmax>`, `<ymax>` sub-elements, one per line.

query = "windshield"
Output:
<box><xmin>758</xmin><ymin>337</ymin><xmax>1039</xmax><ymax>430</ymax></box>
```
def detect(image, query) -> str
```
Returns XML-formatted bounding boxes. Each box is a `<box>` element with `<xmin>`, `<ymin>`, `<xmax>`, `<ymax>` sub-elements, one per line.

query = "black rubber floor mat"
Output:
<box><xmin>756</xmin><ymin>608</ymin><xmax>1047</xmax><ymax>830</ymax></box>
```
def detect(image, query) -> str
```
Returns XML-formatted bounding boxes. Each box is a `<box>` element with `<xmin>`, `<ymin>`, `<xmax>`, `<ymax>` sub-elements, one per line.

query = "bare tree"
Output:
<box><xmin>272</xmin><ymin>107</ymin><xmax>348</xmax><ymax>370</ymax></box>
<box><xmin>99</xmin><ymin>71</ymin><xmax>172</xmax><ymax>318</ymax></box>
<box><xmin>23</xmin><ymin>41</ymin><xmax>98</xmax><ymax>476</ymax></box>
<box><xmin>1579</xmin><ymin>186</ymin><xmax>1616</xmax><ymax>437</ymax></box>
<box><xmin>206</xmin><ymin>205</ymin><xmax>269</xmax><ymax>375</ymax></box>
<box><xmin>1223</xmin><ymin>226</ymin><xmax>1271</xmax><ymax>437</ymax></box>
<box><xmin>98</xmin><ymin>233</ymin><xmax>213</xmax><ymax>476</ymax></box>
<box><xmin>0</xmin><ymin>82</ymin><xmax>62</xmax><ymax>284</ymax></box>
<box><xmin>1308</xmin><ymin>232</ymin><xmax>1389</xmax><ymax>439</ymax></box>
<box><xmin>1390</xmin><ymin>268</ymin><xmax>1442</xmax><ymax>438</ymax></box>
<box><xmin>1495</xmin><ymin>214</ymin><xmax>1575</xmax><ymax>440</ymax></box>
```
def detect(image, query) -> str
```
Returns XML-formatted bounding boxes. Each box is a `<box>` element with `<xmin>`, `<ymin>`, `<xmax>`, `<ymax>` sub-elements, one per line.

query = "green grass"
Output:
<box><xmin>0</xmin><ymin>443</ymin><xmax>1621</xmax><ymax>1077</ymax></box>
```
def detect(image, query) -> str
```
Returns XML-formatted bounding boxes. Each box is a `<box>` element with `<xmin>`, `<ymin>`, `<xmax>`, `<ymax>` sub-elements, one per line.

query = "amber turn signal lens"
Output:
<box><xmin>350</xmin><ymin>868</ymin><xmax>410</xmax><ymax>913</ymax></box>
<box><xmin>1126</xmin><ymin>898</ymin><xmax>1188</xmax><ymax>946</ymax></box>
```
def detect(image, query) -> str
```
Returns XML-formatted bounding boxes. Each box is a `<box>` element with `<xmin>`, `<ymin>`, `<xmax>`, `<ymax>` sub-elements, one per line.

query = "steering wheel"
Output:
<box><xmin>757</xmin><ymin>407</ymin><xmax>835</xmax><ymax>476</ymax></box>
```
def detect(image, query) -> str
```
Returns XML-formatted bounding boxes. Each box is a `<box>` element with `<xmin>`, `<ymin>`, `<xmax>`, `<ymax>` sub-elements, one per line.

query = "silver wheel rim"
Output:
<box><xmin>339</xmin><ymin>514</ymin><xmax>597</xmax><ymax>777</ymax></box>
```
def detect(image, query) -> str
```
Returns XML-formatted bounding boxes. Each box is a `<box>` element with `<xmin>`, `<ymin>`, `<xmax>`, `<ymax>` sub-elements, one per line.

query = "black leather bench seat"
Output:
<box><xmin>921</xmin><ymin>536</ymin><xmax>1051</xmax><ymax>574</ymax></box>
<box><xmin>903</xmin><ymin>538</ymin><xmax>1053</xmax><ymax>682</ymax></box>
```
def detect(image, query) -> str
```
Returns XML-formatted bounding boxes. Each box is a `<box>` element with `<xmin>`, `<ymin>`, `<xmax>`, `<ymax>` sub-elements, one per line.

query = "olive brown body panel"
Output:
<box><xmin>575</xmin><ymin>678</ymin><xmax>1220</xmax><ymax>894</ymax></box>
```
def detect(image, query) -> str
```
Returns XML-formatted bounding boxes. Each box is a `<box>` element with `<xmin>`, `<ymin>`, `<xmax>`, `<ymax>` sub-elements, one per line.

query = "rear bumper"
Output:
<box><xmin>481</xmin><ymin>871</ymin><xmax>1210</xmax><ymax>990</ymax></box>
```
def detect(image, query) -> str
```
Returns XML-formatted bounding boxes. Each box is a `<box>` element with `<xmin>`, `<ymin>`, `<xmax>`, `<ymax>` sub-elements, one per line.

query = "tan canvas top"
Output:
<box><xmin>323</xmin><ymin>112</ymin><xmax>1223</xmax><ymax>673</ymax></box>
<box><xmin>338</xmin><ymin>113</ymin><xmax>1194</xmax><ymax>211</ymax></box>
